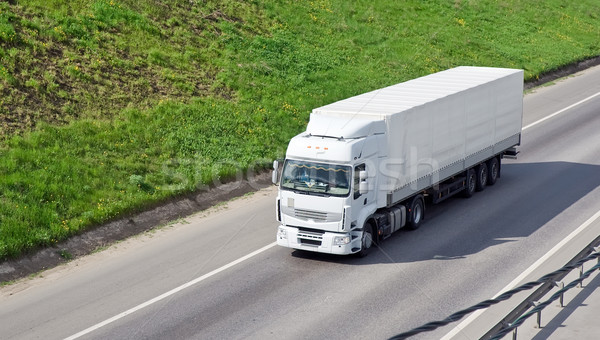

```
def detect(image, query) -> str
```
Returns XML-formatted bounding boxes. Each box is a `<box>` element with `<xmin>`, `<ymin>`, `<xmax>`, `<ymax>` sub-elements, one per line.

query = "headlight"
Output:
<box><xmin>277</xmin><ymin>227</ymin><xmax>287</xmax><ymax>239</ymax></box>
<box><xmin>333</xmin><ymin>235</ymin><xmax>351</xmax><ymax>245</ymax></box>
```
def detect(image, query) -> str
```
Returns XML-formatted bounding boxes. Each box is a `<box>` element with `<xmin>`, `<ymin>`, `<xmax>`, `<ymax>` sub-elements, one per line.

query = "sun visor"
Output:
<box><xmin>306</xmin><ymin>114</ymin><xmax>385</xmax><ymax>139</ymax></box>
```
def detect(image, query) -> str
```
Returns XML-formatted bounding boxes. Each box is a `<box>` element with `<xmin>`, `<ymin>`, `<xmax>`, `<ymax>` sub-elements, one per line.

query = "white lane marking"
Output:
<box><xmin>64</xmin><ymin>242</ymin><xmax>277</xmax><ymax>340</ymax></box>
<box><xmin>523</xmin><ymin>91</ymin><xmax>600</xmax><ymax>131</ymax></box>
<box><xmin>442</xmin><ymin>208</ymin><xmax>600</xmax><ymax>340</ymax></box>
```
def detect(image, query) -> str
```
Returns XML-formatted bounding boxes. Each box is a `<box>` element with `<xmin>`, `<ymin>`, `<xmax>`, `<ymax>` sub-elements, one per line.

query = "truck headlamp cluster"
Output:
<box><xmin>333</xmin><ymin>235</ymin><xmax>351</xmax><ymax>245</ymax></box>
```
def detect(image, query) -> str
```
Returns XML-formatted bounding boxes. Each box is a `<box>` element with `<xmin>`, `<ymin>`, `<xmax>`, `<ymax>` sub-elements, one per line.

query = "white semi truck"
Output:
<box><xmin>272</xmin><ymin>66</ymin><xmax>523</xmax><ymax>256</ymax></box>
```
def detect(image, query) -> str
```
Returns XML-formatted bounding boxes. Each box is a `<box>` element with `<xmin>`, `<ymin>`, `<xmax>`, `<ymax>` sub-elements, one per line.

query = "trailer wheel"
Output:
<box><xmin>357</xmin><ymin>222</ymin><xmax>374</xmax><ymax>257</ymax></box>
<box><xmin>476</xmin><ymin>163</ymin><xmax>488</xmax><ymax>192</ymax></box>
<box><xmin>407</xmin><ymin>195</ymin><xmax>424</xmax><ymax>230</ymax></box>
<box><xmin>463</xmin><ymin>169</ymin><xmax>476</xmax><ymax>198</ymax></box>
<box><xmin>487</xmin><ymin>157</ymin><xmax>500</xmax><ymax>186</ymax></box>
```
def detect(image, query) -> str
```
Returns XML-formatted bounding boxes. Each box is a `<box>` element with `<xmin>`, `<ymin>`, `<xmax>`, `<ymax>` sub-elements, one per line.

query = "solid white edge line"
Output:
<box><xmin>441</xmin><ymin>209</ymin><xmax>600</xmax><ymax>340</ymax></box>
<box><xmin>522</xmin><ymin>91</ymin><xmax>600</xmax><ymax>131</ymax></box>
<box><xmin>64</xmin><ymin>242</ymin><xmax>278</xmax><ymax>340</ymax></box>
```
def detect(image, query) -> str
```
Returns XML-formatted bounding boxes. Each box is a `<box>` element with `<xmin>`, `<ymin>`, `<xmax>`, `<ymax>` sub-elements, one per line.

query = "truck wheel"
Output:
<box><xmin>407</xmin><ymin>195</ymin><xmax>424</xmax><ymax>230</ymax></box>
<box><xmin>476</xmin><ymin>163</ymin><xmax>488</xmax><ymax>192</ymax></box>
<box><xmin>357</xmin><ymin>222</ymin><xmax>374</xmax><ymax>257</ymax></box>
<box><xmin>463</xmin><ymin>169</ymin><xmax>476</xmax><ymax>198</ymax></box>
<box><xmin>487</xmin><ymin>157</ymin><xmax>500</xmax><ymax>186</ymax></box>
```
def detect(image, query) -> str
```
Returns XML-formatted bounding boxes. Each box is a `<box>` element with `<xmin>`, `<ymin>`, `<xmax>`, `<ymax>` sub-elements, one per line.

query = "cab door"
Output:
<box><xmin>350</xmin><ymin>162</ymin><xmax>376</xmax><ymax>226</ymax></box>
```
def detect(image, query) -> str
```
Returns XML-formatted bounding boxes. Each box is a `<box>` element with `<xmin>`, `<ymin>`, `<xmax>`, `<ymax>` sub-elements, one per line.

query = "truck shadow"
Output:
<box><xmin>290</xmin><ymin>161</ymin><xmax>600</xmax><ymax>265</ymax></box>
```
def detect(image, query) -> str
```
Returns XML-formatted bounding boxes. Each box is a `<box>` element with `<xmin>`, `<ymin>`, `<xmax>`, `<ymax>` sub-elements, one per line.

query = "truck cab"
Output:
<box><xmin>274</xmin><ymin>115</ymin><xmax>384</xmax><ymax>255</ymax></box>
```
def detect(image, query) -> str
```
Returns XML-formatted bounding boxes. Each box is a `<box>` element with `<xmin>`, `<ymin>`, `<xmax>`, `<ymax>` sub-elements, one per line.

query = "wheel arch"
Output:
<box><xmin>363</xmin><ymin>216</ymin><xmax>379</xmax><ymax>244</ymax></box>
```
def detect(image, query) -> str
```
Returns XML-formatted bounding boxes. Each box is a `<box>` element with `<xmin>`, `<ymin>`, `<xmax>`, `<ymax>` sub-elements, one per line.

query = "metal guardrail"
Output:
<box><xmin>388</xmin><ymin>235</ymin><xmax>600</xmax><ymax>340</ymax></box>
<box><xmin>484</xmin><ymin>236</ymin><xmax>600</xmax><ymax>340</ymax></box>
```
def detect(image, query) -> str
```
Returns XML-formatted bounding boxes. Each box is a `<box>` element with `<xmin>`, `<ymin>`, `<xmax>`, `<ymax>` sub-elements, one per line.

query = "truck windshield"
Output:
<box><xmin>280</xmin><ymin>160</ymin><xmax>351</xmax><ymax>197</ymax></box>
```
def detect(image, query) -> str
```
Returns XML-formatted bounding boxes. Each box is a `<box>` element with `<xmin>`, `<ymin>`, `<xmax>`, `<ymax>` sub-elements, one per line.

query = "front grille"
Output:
<box><xmin>297</xmin><ymin>229</ymin><xmax>323</xmax><ymax>247</ymax></box>
<box><xmin>300</xmin><ymin>238</ymin><xmax>321</xmax><ymax>246</ymax></box>
<box><xmin>294</xmin><ymin>208</ymin><xmax>328</xmax><ymax>222</ymax></box>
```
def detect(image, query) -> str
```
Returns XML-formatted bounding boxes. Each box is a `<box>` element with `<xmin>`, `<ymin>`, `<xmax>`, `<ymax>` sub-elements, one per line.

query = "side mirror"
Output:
<box><xmin>272</xmin><ymin>160</ymin><xmax>280</xmax><ymax>185</ymax></box>
<box><xmin>359</xmin><ymin>181</ymin><xmax>368</xmax><ymax>195</ymax></box>
<box><xmin>359</xmin><ymin>170</ymin><xmax>368</xmax><ymax>181</ymax></box>
<box><xmin>358</xmin><ymin>170</ymin><xmax>368</xmax><ymax>194</ymax></box>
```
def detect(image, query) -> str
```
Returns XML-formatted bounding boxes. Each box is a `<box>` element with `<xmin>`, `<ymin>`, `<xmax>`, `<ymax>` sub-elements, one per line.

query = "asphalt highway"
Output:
<box><xmin>1</xmin><ymin>65</ymin><xmax>600</xmax><ymax>340</ymax></box>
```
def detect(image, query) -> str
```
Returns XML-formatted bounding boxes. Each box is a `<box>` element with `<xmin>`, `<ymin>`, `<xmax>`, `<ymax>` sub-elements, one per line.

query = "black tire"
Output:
<box><xmin>407</xmin><ymin>195</ymin><xmax>425</xmax><ymax>230</ymax></box>
<box><xmin>476</xmin><ymin>163</ymin><xmax>488</xmax><ymax>192</ymax></box>
<box><xmin>487</xmin><ymin>157</ymin><xmax>500</xmax><ymax>186</ymax></box>
<box><xmin>463</xmin><ymin>169</ymin><xmax>476</xmax><ymax>198</ymax></box>
<box><xmin>357</xmin><ymin>222</ymin><xmax>374</xmax><ymax>257</ymax></box>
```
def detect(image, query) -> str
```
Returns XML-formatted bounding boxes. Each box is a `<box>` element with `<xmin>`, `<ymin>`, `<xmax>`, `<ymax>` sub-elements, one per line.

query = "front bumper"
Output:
<box><xmin>276</xmin><ymin>225</ymin><xmax>360</xmax><ymax>255</ymax></box>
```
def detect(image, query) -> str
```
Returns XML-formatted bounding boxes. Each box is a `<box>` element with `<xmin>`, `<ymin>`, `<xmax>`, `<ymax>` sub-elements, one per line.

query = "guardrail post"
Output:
<box><xmin>531</xmin><ymin>301</ymin><xmax>542</xmax><ymax>328</ymax></box>
<box><xmin>578</xmin><ymin>265</ymin><xmax>584</xmax><ymax>288</ymax></box>
<box><xmin>554</xmin><ymin>281</ymin><xmax>565</xmax><ymax>307</ymax></box>
<box><xmin>512</xmin><ymin>325</ymin><xmax>518</xmax><ymax>340</ymax></box>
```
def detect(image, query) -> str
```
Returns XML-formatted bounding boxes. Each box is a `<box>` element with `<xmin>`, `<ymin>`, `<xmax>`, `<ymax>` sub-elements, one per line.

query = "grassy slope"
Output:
<box><xmin>0</xmin><ymin>0</ymin><xmax>599</xmax><ymax>259</ymax></box>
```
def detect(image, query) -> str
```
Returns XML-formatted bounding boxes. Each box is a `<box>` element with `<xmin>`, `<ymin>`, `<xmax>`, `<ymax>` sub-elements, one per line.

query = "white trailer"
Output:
<box><xmin>273</xmin><ymin>66</ymin><xmax>523</xmax><ymax>256</ymax></box>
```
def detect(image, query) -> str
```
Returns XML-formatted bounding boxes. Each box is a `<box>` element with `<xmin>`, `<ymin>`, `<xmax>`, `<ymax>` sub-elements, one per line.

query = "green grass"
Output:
<box><xmin>1</xmin><ymin>0</ymin><xmax>600</xmax><ymax>259</ymax></box>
